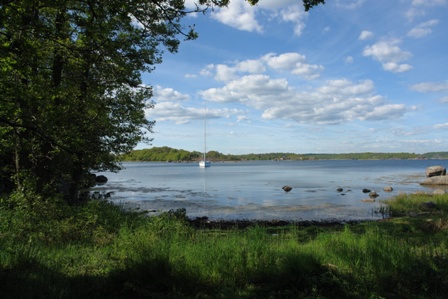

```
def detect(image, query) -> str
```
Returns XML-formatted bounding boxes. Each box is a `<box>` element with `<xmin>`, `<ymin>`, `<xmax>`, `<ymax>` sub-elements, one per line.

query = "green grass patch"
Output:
<box><xmin>2</xmin><ymin>192</ymin><xmax>448</xmax><ymax>298</ymax></box>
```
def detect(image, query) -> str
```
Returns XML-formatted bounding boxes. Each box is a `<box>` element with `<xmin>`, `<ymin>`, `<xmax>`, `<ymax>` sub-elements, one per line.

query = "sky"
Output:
<box><xmin>140</xmin><ymin>0</ymin><xmax>448</xmax><ymax>155</ymax></box>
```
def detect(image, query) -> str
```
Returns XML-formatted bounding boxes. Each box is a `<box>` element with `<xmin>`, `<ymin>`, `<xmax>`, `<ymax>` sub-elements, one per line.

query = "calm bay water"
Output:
<box><xmin>94</xmin><ymin>159</ymin><xmax>448</xmax><ymax>221</ymax></box>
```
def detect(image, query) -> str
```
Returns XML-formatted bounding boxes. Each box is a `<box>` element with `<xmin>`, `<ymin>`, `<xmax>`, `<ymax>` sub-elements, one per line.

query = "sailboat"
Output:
<box><xmin>199</xmin><ymin>106</ymin><xmax>211</xmax><ymax>168</ymax></box>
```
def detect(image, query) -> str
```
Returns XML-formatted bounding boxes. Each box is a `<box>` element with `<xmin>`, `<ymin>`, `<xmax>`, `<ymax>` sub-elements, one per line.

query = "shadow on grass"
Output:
<box><xmin>0</xmin><ymin>257</ymin><xmax>211</xmax><ymax>299</ymax></box>
<box><xmin>0</xmin><ymin>252</ymin><xmax>355</xmax><ymax>299</ymax></box>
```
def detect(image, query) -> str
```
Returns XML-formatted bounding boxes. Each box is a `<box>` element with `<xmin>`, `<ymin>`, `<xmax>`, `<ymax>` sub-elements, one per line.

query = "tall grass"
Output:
<box><xmin>1</xmin><ymin>192</ymin><xmax>448</xmax><ymax>298</ymax></box>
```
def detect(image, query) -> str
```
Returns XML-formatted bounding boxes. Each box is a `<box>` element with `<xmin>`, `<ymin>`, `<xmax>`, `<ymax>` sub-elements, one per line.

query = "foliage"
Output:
<box><xmin>122</xmin><ymin>146</ymin><xmax>436</xmax><ymax>162</ymax></box>
<box><xmin>0</xmin><ymin>0</ymin><xmax>326</xmax><ymax>203</ymax></box>
<box><xmin>122</xmin><ymin>146</ymin><xmax>202</xmax><ymax>162</ymax></box>
<box><xmin>423</xmin><ymin>152</ymin><xmax>448</xmax><ymax>159</ymax></box>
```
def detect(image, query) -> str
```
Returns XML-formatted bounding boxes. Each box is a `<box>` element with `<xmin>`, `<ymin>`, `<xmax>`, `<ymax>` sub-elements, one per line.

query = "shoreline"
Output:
<box><xmin>186</xmin><ymin>217</ymin><xmax>373</xmax><ymax>230</ymax></box>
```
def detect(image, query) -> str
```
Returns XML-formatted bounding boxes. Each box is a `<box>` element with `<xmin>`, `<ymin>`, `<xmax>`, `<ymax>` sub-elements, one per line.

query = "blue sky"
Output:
<box><xmin>140</xmin><ymin>0</ymin><xmax>448</xmax><ymax>155</ymax></box>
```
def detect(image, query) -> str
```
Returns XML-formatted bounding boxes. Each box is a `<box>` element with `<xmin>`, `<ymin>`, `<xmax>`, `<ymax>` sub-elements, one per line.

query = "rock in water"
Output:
<box><xmin>420</xmin><ymin>176</ymin><xmax>448</xmax><ymax>185</ymax></box>
<box><xmin>369</xmin><ymin>191</ymin><xmax>379</xmax><ymax>198</ymax></box>
<box><xmin>282</xmin><ymin>185</ymin><xmax>292</xmax><ymax>192</ymax></box>
<box><xmin>362</xmin><ymin>198</ymin><xmax>375</xmax><ymax>203</ymax></box>
<box><xmin>95</xmin><ymin>175</ymin><xmax>108</xmax><ymax>184</ymax></box>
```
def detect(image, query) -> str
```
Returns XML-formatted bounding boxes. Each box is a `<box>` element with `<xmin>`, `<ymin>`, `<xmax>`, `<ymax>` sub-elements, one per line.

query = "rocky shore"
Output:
<box><xmin>187</xmin><ymin>217</ymin><xmax>365</xmax><ymax>230</ymax></box>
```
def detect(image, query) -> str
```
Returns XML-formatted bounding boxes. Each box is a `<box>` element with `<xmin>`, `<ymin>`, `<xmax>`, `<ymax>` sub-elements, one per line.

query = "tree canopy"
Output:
<box><xmin>0</xmin><ymin>0</ymin><xmax>325</xmax><ymax>202</ymax></box>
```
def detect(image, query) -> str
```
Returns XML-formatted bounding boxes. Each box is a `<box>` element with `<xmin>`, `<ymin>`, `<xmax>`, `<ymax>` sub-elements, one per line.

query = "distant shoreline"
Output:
<box><xmin>122</xmin><ymin>146</ymin><xmax>448</xmax><ymax>163</ymax></box>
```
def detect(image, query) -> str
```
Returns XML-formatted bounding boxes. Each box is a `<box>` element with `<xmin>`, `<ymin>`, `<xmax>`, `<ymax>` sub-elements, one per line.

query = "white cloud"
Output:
<box><xmin>434</xmin><ymin>122</ymin><xmax>448</xmax><ymax>129</ymax></box>
<box><xmin>407</xmin><ymin>0</ymin><xmax>447</xmax><ymax>21</ymax></box>
<box><xmin>382</xmin><ymin>62</ymin><xmax>413</xmax><ymax>73</ymax></box>
<box><xmin>345</xmin><ymin>56</ymin><xmax>354</xmax><ymax>63</ymax></box>
<box><xmin>316</xmin><ymin>79</ymin><xmax>374</xmax><ymax>96</ymax></box>
<box><xmin>200</xmin><ymin>52</ymin><xmax>322</xmax><ymax>81</ymax></box>
<box><xmin>149</xmin><ymin>101</ymin><xmax>242</xmax><ymax>124</ymax></box>
<box><xmin>199</xmin><ymin>74</ymin><xmax>291</xmax><ymax>108</ymax></box>
<box><xmin>363</xmin><ymin>39</ymin><xmax>413</xmax><ymax>73</ymax></box>
<box><xmin>412</xmin><ymin>0</ymin><xmax>447</xmax><ymax>6</ymax></box>
<box><xmin>256</xmin><ymin>0</ymin><xmax>296</xmax><ymax>10</ymax></box>
<box><xmin>263</xmin><ymin>52</ymin><xmax>323</xmax><ymax>80</ymax></box>
<box><xmin>203</xmin><ymin>59</ymin><xmax>266</xmax><ymax>82</ymax></box>
<box><xmin>149</xmin><ymin>102</ymin><xmax>197</xmax><ymax>124</ymax></box>
<box><xmin>408</xmin><ymin>19</ymin><xmax>439</xmax><ymax>38</ymax></box>
<box><xmin>237</xmin><ymin>59</ymin><xmax>266</xmax><ymax>74</ymax></box>
<box><xmin>199</xmin><ymin>65</ymin><xmax>214</xmax><ymax>77</ymax></box>
<box><xmin>211</xmin><ymin>0</ymin><xmax>263</xmax><ymax>33</ymax></box>
<box><xmin>439</xmin><ymin>96</ymin><xmax>448</xmax><ymax>103</ymax></box>
<box><xmin>199</xmin><ymin>76</ymin><xmax>407</xmax><ymax>125</ymax></box>
<box><xmin>411</xmin><ymin>80</ymin><xmax>448</xmax><ymax>92</ymax></box>
<box><xmin>153</xmin><ymin>85</ymin><xmax>189</xmax><ymax>102</ymax></box>
<box><xmin>336</xmin><ymin>0</ymin><xmax>365</xmax><ymax>9</ymax></box>
<box><xmin>361</xmin><ymin>104</ymin><xmax>407</xmax><ymax>121</ymax></box>
<box><xmin>405</xmin><ymin>8</ymin><xmax>425</xmax><ymax>21</ymax></box>
<box><xmin>278</xmin><ymin>5</ymin><xmax>308</xmax><ymax>36</ymax></box>
<box><xmin>188</xmin><ymin>0</ymin><xmax>309</xmax><ymax>37</ymax></box>
<box><xmin>359</xmin><ymin>30</ymin><xmax>373</xmax><ymax>40</ymax></box>
<box><xmin>214</xmin><ymin>64</ymin><xmax>239</xmax><ymax>82</ymax></box>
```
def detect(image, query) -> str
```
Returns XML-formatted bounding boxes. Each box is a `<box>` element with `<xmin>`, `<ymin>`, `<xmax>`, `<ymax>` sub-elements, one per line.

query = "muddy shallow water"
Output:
<box><xmin>93</xmin><ymin>160</ymin><xmax>448</xmax><ymax>221</ymax></box>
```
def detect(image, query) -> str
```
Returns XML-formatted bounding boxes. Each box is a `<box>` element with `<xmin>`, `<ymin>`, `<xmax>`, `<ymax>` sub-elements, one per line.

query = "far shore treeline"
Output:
<box><xmin>121</xmin><ymin>146</ymin><xmax>448</xmax><ymax>162</ymax></box>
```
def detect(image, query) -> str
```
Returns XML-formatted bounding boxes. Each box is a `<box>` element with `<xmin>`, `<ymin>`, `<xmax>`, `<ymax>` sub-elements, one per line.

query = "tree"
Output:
<box><xmin>0</xmin><ymin>0</ymin><xmax>324</xmax><ymax>203</ymax></box>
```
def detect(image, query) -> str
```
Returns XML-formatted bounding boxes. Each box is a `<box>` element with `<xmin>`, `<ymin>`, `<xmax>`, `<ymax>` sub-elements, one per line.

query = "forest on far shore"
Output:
<box><xmin>121</xmin><ymin>147</ymin><xmax>448</xmax><ymax>162</ymax></box>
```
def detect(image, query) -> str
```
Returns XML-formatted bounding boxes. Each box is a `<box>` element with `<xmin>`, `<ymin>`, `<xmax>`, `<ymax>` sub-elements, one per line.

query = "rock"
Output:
<box><xmin>414</xmin><ymin>190</ymin><xmax>427</xmax><ymax>195</ymax></box>
<box><xmin>369</xmin><ymin>191</ymin><xmax>379</xmax><ymax>198</ymax></box>
<box><xmin>362</xmin><ymin>188</ymin><xmax>371</xmax><ymax>193</ymax></box>
<box><xmin>383</xmin><ymin>186</ymin><xmax>393</xmax><ymax>192</ymax></box>
<box><xmin>95</xmin><ymin>175</ymin><xmax>108</xmax><ymax>184</ymax></box>
<box><xmin>85</xmin><ymin>173</ymin><xmax>97</xmax><ymax>187</ymax></box>
<box><xmin>362</xmin><ymin>198</ymin><xmax>375</xmax><ymax>202</ymax></box>
<box><xmin>336</xmin><ymin>188</ymin><xmax>343</xmax><ymax>192</ymax></box>
<box><xmin>426</xmin><ymin>165</ymin><xmax>446</xmax><ymax>177</ymax></box>
<box><xmin>282</xmin><ymin>185</ymin><xmax>292</xmax><ymax>192</ymax></box>
<box><xmin>420</xmin><ymin>176</ymin><xmax>448</xmax><ymax>185</ymax></box>
<box><xmin>433</xmin><ymin>189</ymin><xmax>446</xmax><ymax>195</ymax></box>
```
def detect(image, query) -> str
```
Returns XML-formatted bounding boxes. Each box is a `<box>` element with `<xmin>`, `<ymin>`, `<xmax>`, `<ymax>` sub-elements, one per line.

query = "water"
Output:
<box><xmin>93</xmin><ymin>159</ymin><xmax>448</xmax><ymax>221</ymax></box>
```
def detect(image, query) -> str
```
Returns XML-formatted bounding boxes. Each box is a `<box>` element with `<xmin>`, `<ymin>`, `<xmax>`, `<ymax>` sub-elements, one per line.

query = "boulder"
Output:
<box><xmin>336</xmin><ymin>188</ymin><xmax>343</xmax><ymax>192</ymax></box>
<box><xmin>95</xmin><ymin>175</ymin><xmax>108</xmax><ymax>184</ymax></box>
<box><xmin>362</xmin><ymin>188</ymin><xmax>371</xmax><ymax>193</ymax></box>
<box><xmin>383</xmin><ymin>186</ymin><xmax>393</xmax><ymax>192</ymax></box>
<box><xmin>425</xmin><ymin>166</ymin><xmax>446</xmax><ymax>177</ymax></box>
<box><xmin>433</xmin><ymin>189</ymin><xmax>446</xmax><ymax>195</ymax></box>
<box><xmin>282</xmin><ymin>185</ymin><xmax>292</xmax><ymax>192</ymax></box>
<box><xmin>369</xmin><ymin>191</ymin><xmax>379</xmax><ymax>198</ymax></box>
<box><xmin>361</xmin><ymin>198</ymin><xmax>375</xmax><ymax>202</ymax></box>
<box><xmin>420</xmin><ymin>176</ymin><xmax>448</xmax><ymax>185</ymax></box>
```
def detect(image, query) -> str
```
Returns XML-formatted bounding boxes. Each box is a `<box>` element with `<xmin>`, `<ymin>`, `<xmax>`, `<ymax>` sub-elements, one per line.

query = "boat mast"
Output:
<box><xmin>203</xmin><ymin>105</ymin><xmax>207</xmax><ymax>161</ymax></box>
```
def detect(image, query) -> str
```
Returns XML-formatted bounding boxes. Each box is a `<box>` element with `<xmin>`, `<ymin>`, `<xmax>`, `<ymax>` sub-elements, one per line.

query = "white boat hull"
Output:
<box><xmin>199</xmin><ymin>160</ymin><xmax>211</xmax><ymax>168</ymax></box>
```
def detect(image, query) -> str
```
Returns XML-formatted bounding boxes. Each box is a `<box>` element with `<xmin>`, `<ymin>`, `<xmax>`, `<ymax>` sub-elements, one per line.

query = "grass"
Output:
<box><xmin>1</xmin><ymin>191</ymin><xmax>448</xmax><ymax>298</ymax></box>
